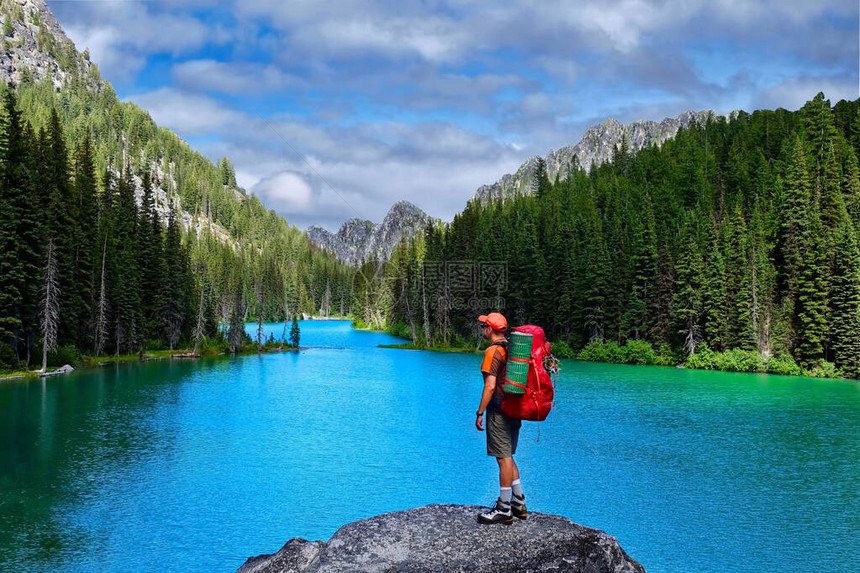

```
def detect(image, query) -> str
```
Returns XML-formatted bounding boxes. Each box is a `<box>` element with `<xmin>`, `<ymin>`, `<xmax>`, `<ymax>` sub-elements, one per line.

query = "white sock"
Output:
<box><xmin>499</xmin><ymin>487</ymin><xmax>512</xmax><ymax>503</ymax></box>
<box><xmin>512</xmin><ymin>479</ymin><xmax>523</xmax><ymax>497</ymax></box>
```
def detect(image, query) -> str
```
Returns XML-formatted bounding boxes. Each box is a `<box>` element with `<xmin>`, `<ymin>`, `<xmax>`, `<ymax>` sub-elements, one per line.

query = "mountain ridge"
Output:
<box><xmin>0</xmin><ymin>0</ymin><xmax>249</xmax><ymax>249</ymax></box>
<box><xmin>307</xmin><ymin>200</ymin><xmax>435</xmax><ymax>265</ymax></box>
<box><xmin>474</xmin><ymin>109</ymin><xmax>734</xmax><ymax>204</ymax></box>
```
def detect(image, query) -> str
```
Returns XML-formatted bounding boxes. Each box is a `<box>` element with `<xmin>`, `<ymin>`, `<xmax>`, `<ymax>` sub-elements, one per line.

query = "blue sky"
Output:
<box><xmin>48</xmin><ymin>0</ymin><xmax>859</xmax><ymax>231</ymax></box>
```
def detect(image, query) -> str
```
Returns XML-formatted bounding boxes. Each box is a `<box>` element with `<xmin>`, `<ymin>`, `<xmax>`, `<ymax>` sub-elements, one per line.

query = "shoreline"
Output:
<box><xmin>5</xmin><ymin>325</ymin><xmax>850</xmax><ymax>382</ymax></box>
<box><xmin>378</xmin><ymin>341</ymin><xmax>852</xmax><ymax>381</ymax></box>
<box><xmin>0</xmin><ymin>344</ymin><xmax>302</xmax><ymax>382</ymax></box>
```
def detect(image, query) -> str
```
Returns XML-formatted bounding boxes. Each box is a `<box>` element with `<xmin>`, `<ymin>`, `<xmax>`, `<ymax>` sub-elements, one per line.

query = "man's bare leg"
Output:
<box><xmin>496</xmin><ymin>457</ymin><xmax>519</xmax><ymax>487</ymax></box>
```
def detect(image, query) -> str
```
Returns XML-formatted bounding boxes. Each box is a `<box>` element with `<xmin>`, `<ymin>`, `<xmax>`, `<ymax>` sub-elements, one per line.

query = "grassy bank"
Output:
<box><xmin>577</xmin><ymin>340</ymin><xmax>844</xmax><ymax>379</ymax></box>
<box><xmin>0</xmin><ymin>370</ymin><xmax>37</xmax><ymax>380</ymax></box>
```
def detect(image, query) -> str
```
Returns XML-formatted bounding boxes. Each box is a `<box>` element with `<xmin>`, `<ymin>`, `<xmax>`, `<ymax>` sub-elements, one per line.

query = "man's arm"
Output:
<box><xmin>475</xmin><ymin>371</ymin><xmax>496</xmax><ymax>431</ymax></box>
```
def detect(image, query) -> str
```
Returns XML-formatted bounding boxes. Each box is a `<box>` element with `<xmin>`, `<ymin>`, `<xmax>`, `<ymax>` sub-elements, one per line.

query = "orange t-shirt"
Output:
<box><xmin>481</xmin><ymin>343</ymin><xmax>507</xmax><ymax>401</ymax></box>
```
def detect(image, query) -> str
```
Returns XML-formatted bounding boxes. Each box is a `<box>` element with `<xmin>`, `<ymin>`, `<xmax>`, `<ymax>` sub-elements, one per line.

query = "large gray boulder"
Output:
<box><xmin>238</xmin><ymin>504</ymin><xmax>646</xmax><ymax>573</ymax></box>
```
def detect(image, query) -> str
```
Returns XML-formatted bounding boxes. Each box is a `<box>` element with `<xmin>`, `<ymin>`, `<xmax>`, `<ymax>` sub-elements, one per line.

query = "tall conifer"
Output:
<box><xmin>830</xmin><ymin>222</ymin><xmax>860</xmax><ymax>376</ymax></box>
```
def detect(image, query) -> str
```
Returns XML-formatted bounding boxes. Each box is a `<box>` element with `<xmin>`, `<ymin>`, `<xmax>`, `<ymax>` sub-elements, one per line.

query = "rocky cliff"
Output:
<box><xmin>238</xmin><ymin>504</ymin><xmax>646</xmax><ymax>573</ymax></box>
<box><xmin>474</xmin><ymin>110</ymin><xmax>726</xmax><ymax>204</ymax></box>
<box><xmin>0</xmin><ymin>0</ymin><xmax>101</xmax><ymax>91</ymax></box>
<box><xmin>307</xmin><ymin>200</ymin><xmax>434</xmax><ymax>265</ymax></box>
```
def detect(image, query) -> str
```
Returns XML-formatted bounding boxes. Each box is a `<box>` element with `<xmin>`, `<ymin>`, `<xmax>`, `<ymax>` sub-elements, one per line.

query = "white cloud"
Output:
<box><xmin>124</xmin><ymin>88</ymin><xmax>247</xmax><ymax>136</ymax></box>
<box><xmin>191</xmin><ymin>116</ymin><xmax>523</xmax><ymax>229</ymax></box>
<box><xmin>52</xmin><ymin>1</ymin><xmax>229</xmax><ymax>82</ymax></box>
<box><xmin>253</xmin><ymin>172</ymin><xmax>314</xmax><ymax>210</ymax></box>
<box><xmin>172</xmin><ymin>60</ymin><xmax>303</xmax><ymax>94</ymax></box>
<box><xmin>62</xmin><ymin>24</ymin><xmax>145</xmax><ymax>82</ymax></box>
<box><xmin>753</xmin><ymin>77</ymin><xmax>859</xmax><ymax>112</ymax></box>
<box><xmin>49</xmin><ymin>0</ymin><xmax>857</xmax><ymax>234</ymax></box>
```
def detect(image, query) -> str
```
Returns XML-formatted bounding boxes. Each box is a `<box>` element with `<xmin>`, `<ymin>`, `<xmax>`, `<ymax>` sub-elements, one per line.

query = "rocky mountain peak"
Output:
<box><xmin>307</xmin><ymin>201</ymin><xmax>434</xmax><ymax>265</ymax></box>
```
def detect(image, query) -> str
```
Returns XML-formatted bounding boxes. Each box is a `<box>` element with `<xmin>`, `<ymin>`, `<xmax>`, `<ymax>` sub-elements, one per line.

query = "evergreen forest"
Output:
<box><xmin>0</xmin><ymin>68</ymin><xmax>352</xmax><ymax>371</ymax></box>
<box><xmin>366</xmin><ymin>94</ymin><xmax>860</xmax><ymax>378</ymax></box>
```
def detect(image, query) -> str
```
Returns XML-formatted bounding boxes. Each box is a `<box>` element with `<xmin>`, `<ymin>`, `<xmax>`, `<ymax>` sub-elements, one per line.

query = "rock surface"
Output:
<box><xmin>0</xmin><ymin>0</ymin><xmax>101</xmax><ymax>92</ymax></box>
<box><xmin>238</xmin><ymin>504</ymin><xmax>646</xmax><ymax>573</ymax></box>
<box><xmin>307</xmin><ymin>200</ymin><xmax>435</xmax><ymax>265</ymax></box>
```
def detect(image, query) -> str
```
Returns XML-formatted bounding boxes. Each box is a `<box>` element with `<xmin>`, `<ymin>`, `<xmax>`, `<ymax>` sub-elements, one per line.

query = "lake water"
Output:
<box><xmin>2</xmin><ymin>321</ymin><xmax>859</xmax><ymax>572</ymax></box>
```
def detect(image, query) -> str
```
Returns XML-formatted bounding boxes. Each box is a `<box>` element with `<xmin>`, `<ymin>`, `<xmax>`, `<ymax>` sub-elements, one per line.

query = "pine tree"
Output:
<box><xmin>0</xmin><ymin>90</ymin><xmax>42</xmax><ymax>364</ymax></box>
<box><xmin>227</xmin><ymin>289</ymin><xmax>246</xmax><ymax>354</ymax></box>
<box><xmin>843</xmin><ymin>153</ymin><xmax>860</xmax><ymax>228</ymax></box>
<box><xmin>650</xmin><ymin>242</ymin><xmax>675</xmax><ymax>346</ymax></box>
<box><xmin>582</xmin><ymin>207</ymin><xmax>608</xmax><ymax>342</ymax></box>
<box><xmin>725</xmin><ymin>207</ymin><xmax>756</xmax><ymax>350</ymax></box>
<box><xmin>672</xmin><ymin>215</ymin><xmax>704</xmax><ymax>355</ymax></box>
<box><xmin>780</xmin><ymin>136</ymin><xmax>813</xmax><ymax>352</ymax></box>
<box><xmin>255</xmin><ymin>281</ymin><xmax>264</xmax><ymax>351</ymax></box>
<box><xmin>137</xmin><ymin>169</ymin><xmax>166</xmax><ymax>343</ymax></box>
<box><xmin>112</xmin><ymin>166</ymin><xmax>141</xmax><ymax>354</ymax></box>
<box><xmin>795</xmin><ymin>208</ymin><xmax>828</xmax><ymax>366</ymax></box>
<box><xmin>289</xmin><ymin>314</ymin><xmax>301</xmax><ymax>347</ymax></box>
<box><xmin>800</xmin><ymin>92</ymin><xmax>839</xmax><ymax>181</ymax></box>
<box><xmin>0</xmin><ymin>88</ymin><xmax>25</xmax><ymax>348</ymax></box>
<box><xmin>622</xmin><ymin>193</ymin><xmax>658</xmax><ymax>340</ymax></box>
<box><xmin>750</xmin><ymin>199</ymin><xmax>776</xmax><ymax>357</ymax></box>
<box><xmin>72</xmin><ymin>135</ymin><xmax>97</xmax><ymax>348</ymax></box>
<box><xmin>531</xmin><ymin>157</ymin><xmax>551</xmax><ymax>198</ymax></box>
<box><xmin>163</xmin><ymin>208</ymin><xmax>187</xmax><ymax>350</ymax></box>
<box><xmin>830</xmin><ymin>222</ymin><xmax>860</xmax><ymax>376</ymax></box>
<box><xmin>43</xmin><ymin>108</ymin><xmax>78</xmax><ymax>347</ymax></box>
<box><xmin>702</xmin><ymin>221</ymin><xmax>727</xmax><ymax>350</ymax></box>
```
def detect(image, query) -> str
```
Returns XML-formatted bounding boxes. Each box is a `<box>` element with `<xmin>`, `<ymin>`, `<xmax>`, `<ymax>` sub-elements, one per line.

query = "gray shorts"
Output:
<box><xmin>486</xmin><ymin>407</ymin><xmax>521</xmax><ymax>458</ymax></box>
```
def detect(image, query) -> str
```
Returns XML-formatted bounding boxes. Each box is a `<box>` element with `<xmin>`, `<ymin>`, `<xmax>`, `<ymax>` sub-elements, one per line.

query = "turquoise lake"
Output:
<box><xmin>2</xmin><ymin>321</ymin><xmax>859</xmax><ymax>572</ymax></box>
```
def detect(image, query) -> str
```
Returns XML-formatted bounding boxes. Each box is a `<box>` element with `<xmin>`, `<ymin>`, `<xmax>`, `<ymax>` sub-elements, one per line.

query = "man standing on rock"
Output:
<box><xmin>475</xmin><ymin>312</ymin><xmax>527</xmax><ymax>525</ymax></box>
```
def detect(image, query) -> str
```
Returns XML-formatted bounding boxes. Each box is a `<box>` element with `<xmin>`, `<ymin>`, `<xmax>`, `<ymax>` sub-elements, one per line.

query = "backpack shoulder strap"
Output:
<box><xmin>490</xmin><ymin>340</ymin><xmax>508</xmax><ymax>358</ymax></box>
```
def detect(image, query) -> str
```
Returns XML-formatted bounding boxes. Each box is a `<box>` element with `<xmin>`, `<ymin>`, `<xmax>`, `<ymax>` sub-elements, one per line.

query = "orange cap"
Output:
<box><xmin>478</xmin><ymin>312</ymin><xmax>507</xmax><ymax>332</ymax></box>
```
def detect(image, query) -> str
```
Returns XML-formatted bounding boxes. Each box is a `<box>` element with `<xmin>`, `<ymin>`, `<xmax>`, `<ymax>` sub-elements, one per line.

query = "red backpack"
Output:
<box><xmin>501</xmin><ymin>325</ymin><xmax>556</xmax><ymax>421</ymax></box>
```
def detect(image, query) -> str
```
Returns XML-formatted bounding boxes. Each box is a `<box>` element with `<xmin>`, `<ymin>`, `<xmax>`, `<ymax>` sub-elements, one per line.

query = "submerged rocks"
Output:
<box><xmin>238</xmin><ymin>504</ymin><xmax>646</xmax><ymax>573</ymax></box>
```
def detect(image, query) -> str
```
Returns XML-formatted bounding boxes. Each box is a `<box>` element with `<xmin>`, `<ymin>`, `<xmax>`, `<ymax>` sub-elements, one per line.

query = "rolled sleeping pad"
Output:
<box><xmin>508</xmin><ymin>331</ymin><xmax>533</xmax><ymax>360</ymax></box>
<box><xmin>504</xmin><ymin>356</ymin><xmax>529</xmax><ymax>394</ymax></box>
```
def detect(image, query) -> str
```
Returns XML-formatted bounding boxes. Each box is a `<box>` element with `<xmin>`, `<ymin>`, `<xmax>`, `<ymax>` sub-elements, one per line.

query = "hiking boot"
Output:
<box><xmin>511</xmin><ymin>493</ymin><xmax>527</xmax><ymax>520</ymax></box>
<box><xmin>477</xmin><ymin>499</ymin><xmax>514</xmax><ymax>525</ymax></box>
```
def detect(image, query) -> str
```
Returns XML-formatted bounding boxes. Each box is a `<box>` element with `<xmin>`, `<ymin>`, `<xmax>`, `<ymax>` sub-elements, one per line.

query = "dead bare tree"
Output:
<box><xmin>94</xmin><ymin>238</ymin><xmax>109</xmax><ymax>356</ymax></box>
<box><xmin>255</xmin><ymin>282</ymin><xmax>264</xmax><ymax>351</ymax></box>
<box><xmin>421</xmin><ymin>262</ymin><xmax>431</xmax><ymax>348</ymax></box>
<box><xmin>320</xmin><ymin>281</ymin><xmax>332</xmax><ymax>317</ymax></box>
<box><xmin>228</xmin><ymin>293</ymin><xmax>247</xmax><ymax>354</ymax></box>
<box><xmin>404</xmin><ymin>271</ymin><xmax>417</xmax><ymax>343</ymax></box>
<box><xmin>39</xmin><ymin>238</ymin><xmax>60</xmax><ymax>374</ymax></box>
<box><xmin>192</xmin><ymin>283</ymin><xmax>206</xmax><ymax>356</ymax></box>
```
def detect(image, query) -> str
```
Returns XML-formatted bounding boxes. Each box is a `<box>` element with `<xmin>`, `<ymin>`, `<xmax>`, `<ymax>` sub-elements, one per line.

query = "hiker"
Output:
<box><xmin>475</xmin><ymin>312</ymin><xmax>526</xmax><ymax>525</ymax></box>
